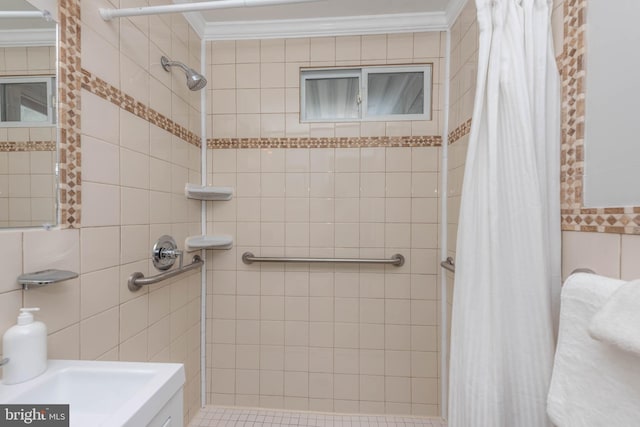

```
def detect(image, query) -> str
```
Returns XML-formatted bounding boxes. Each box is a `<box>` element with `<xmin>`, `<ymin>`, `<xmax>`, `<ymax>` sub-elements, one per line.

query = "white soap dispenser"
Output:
<box><xmin>2</xmin><ymin>307</ymin><xmax>47</xmax><ymax>385</ymax></box>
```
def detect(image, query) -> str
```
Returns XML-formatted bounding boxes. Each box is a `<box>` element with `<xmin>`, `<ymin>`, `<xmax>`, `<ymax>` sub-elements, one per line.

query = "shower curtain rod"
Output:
<box><xmin>0</xmin><ymin>10</ymin><xmax>52</xmax><ymax>20</ymax></box>
<box><xmin>100</xmin><ymin>0</ymin><xmax>322</xmax><ymax>21</ymax></box>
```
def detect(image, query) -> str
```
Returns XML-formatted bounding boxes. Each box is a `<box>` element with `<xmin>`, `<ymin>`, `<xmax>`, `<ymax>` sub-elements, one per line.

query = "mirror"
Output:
<box><xmin>583</xmin><ymin>0</ymin><xmax>640</xmax><ymax>207</ymax></box>
<box><xmin>0</xmin><ymin>0</ymin><xmax>57</xmax><ymax>227</ymax></box>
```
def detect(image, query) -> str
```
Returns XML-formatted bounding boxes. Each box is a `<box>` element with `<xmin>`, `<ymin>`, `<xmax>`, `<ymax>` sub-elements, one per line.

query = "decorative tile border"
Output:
<box><xmin>0</xmin><ymin>141</ymin><xmax>56</xmax><ymax>152</ymax></box>
<box><xmin>207</xmin><ymin>135</ymin><xmax>442</xmax><ymax>149</ymax></box>
<box><xmin>81</xmin><ymin>70</ymin><xmax>201</xmax><ymax>148</ymax></box>
<box><xmin>58</xmin><ymin>0</ymin><xmax>82</xmax><ymax>228</ymax></box>
<box><xmin>560</xmin><ymin>0</ymin><xmax>640</xmax><ymax>234</ymax></box>
<box><xmin>448</xmin><ymin>118</ymin><xmax>472</xmax><ymax>145</ymax></box>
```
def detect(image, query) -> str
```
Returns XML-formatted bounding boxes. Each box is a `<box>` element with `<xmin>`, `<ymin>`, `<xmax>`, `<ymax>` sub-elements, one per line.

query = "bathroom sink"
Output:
<box><xmin>0</xmin><ymin>360</ymin><xmax>185</xmax><ymax>427</ymax></box>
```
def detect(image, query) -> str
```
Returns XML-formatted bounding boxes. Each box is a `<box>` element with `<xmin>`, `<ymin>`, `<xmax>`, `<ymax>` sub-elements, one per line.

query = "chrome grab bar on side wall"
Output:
<box><xmin>441</xmin><ymin>256</ymin><xmax>455</xmax><ymax>273</ymax></box>
<box><xmin>128</xmin><ymin>255</ymin><xmax>204</xmax><ymax>291</ymax></box>
<box><xmin>242</xmin><ymin>252</ymin><xmax>405</xmax><ymax>266</ymax></box>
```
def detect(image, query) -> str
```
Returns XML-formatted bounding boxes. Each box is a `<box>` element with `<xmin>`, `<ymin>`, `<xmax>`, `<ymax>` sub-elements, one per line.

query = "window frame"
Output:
<box><xmin>0</xmin><ymin>76</ymin><xmax>56</xmax><ymax>127</ymax></box>
<box><xmin>300</xmin><ymin>64</ymin><xmax>432</xmax><ymax>123</ymax></box>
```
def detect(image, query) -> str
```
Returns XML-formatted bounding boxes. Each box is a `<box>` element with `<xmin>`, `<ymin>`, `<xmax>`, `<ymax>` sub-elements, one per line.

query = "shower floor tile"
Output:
<box><xmin>189</xmin><ymin>406</ymin><xmax>447</xmax><ymax>427</ymax></box>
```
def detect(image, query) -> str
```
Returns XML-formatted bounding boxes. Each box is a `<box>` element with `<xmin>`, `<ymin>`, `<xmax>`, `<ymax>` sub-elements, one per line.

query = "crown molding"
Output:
<box><xmin>201</xmin><ymin>12</ymin><xmax>448</xmax><ymax>40</ymax></box>
<box><xmin>183</xmin><ymin>11</ymin><xmax>207</xmax><ymax>39</ymax></box>
<box><xmin>445</xmin><ymin>0</ymin><xmax>468</xmax><ymax>27</ymax></box>
<box><xmin>0</xmin><ymin>28</ymin><xmax>56</xmax><ymax>47</ymax></box>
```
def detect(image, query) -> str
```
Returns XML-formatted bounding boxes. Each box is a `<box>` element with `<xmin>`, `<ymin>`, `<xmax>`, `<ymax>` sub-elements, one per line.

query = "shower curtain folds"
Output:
<box><xmin>448</xmin><ymin>0</ymin><xmax>561</xmax><ymax>426</ymax></box>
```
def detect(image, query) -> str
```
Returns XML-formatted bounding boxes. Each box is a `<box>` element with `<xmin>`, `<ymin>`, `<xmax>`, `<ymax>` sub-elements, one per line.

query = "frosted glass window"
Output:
<box><xmin>300</xmin><ymin>65</ymin><xmax>431</xmax><ymax>122</ymax></box>
<box><xmin>366</xmin><ymin>72</ymin><xmax>424</xmax><ymax>116</ymax></box>
<box><xmin>304</xmin><ymin>75</ymin><xmax>360</xmax><ymax>121</ymax></box>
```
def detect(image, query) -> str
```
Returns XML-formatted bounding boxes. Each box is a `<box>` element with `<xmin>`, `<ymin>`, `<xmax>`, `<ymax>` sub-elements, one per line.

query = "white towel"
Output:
<box><xmin>547</xmin><ymin>273</ymin><xmax>640</xmax><ymax>427</ymax></box>
<box><xmin>589</xmin><ymin>279</ymin><xmax>640</xmax><ymax>355</ymax></box>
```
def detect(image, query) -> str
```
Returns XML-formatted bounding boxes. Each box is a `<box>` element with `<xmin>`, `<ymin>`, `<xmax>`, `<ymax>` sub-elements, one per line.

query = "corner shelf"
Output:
<box><xmin>185</xmin><ymin>235</ymin><xmax>233</xmax><ymax>251</ymax></box>
<box><xmin>185</xmin><ymin>183</ymin><xmax>233</xmax><ymax>201</ymax></box>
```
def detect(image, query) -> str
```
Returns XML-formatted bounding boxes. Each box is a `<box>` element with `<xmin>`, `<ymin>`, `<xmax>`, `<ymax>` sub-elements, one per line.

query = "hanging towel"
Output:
<box><xmin>547</xmin><ymin>273</ymin><xmax>640</xmax><ymax>427</ymax></box>
<box><xmin>589</xmin><ymin>279</ymin><xmax>640</xmax><ymax>355</ymax></box>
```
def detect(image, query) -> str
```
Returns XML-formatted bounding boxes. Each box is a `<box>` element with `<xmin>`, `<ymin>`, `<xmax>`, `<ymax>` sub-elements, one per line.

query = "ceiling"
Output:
<box><xmin>181</xmin><ymin>0</ymin><xmax>464</xmax><ymax>40</ymax></box>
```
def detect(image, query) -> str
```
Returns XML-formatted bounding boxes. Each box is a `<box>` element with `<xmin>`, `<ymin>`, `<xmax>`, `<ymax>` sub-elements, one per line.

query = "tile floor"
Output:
<box><xmin>189</xmin><ymin>406</ymin><xmax>447</xmax><ymax>427</ymax></box>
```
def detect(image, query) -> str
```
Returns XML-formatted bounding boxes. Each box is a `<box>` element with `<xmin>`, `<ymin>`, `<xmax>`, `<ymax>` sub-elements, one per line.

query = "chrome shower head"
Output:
<box><xmin>160</xmin><ymin>56</ymin><xmax>207</xmax><ymax>91</ymax></box>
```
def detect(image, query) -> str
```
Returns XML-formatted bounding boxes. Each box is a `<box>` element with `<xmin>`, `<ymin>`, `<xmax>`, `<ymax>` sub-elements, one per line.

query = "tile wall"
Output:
<box><xmin>204</xmin><ymin>32</ymin><xmax>446</xmax><ymax>416</ymax></box>
<box><xmin>0</xmin><ymin>0</ymin><xmax>203</xmax><ymax>423</ymax></box>
<box><xmin>207</xmin><ymin>33</ymin><xmax>444</xmax><ymax>140</ymax></box>
<box><xmin>0</xmin><ymin>46</ymin><xmax>57</xmax><ymax>227</ymax></box>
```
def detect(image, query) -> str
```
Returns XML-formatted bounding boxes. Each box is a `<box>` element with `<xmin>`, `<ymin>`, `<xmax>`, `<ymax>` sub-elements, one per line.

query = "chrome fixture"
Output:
<box><xmin>17</xmin><ymin>269</ymin><xmax>79</xmax><ymax>290</ymax></box>
<box><xmin>160</xmin><ymin>56</ymin><xmax>207</xmax><ymax>91</ymax></box>
<box><xmin>129</xmin><ymin>255</ymin><xmax>203</xmax><ymax>291</ymax></box>
<box><xmin>152</xmin><ymin>235</ymin><xmax>183</xmax><ymax>270</ymax></box>
<box><xmin>441</xmin><ymin>256</ymin><xmax>455</xmax><ymax>273</ymax></box>
<box><xmin>127</xmin><ymin>235</ymin><xmax>204</xmax><ymax>292</ymax></box>
<box><xmin>242</xmin><ymin>252</ymin><xmax>405</xmax><ymax>266</ymax></box>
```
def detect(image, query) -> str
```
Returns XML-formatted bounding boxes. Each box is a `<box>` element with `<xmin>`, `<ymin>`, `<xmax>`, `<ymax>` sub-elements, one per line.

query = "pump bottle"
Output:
<box><xmin>2</xmin><ymin>308</ymin><xmax>47</xmax><ymax>384</ymax></box>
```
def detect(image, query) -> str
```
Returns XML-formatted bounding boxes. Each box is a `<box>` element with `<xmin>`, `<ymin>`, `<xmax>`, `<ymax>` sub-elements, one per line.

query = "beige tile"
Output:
<box><xmin>80</xmin><ymin>226</ymin><xmax>120</xmax><ymax>273</ymax></box>
<box><xmin>562</xmin><ymin>231</ymin><xmax>621</xmax><ymax>280</ymax></box>
<box><xmin>308</xmin><ymin>346</ymin><xmax>333</xmax><ymax>373</ymax></box>
<box><xmin>83</xmin><ymin>136</ymin><xmax>120</xmax><ymax>185</ymax></box>
<box><xmin>236</xmin><ymin>63</ymin><xmax>260</xmax><ymax>88</ymax></box>
<box><xmin>285</xmin><ymin>38</ymin><xmax>310</xmax><ymax>62</ymax></box>
<box><xmin>334</xmin><ymin>373</ymin><xmax>358</xmax><ymax>400</ymax></box>
<box><xmin>81</xmin><ymin>90</ymin><xmax>120</xmax><ymax>145</ymax></box>
<box><xmin>387</xmin><ymin>33</ymin><xmax>414</xmax><ymax>59</ymax></box>
<box><xmin>309</xmin><ymin>373</ymin><xmax>333</xmax><ymax>398</ymax></box>
<box><xmin>411</xmin><ymin>377</ymin><xmax>438</xmax><ymax>404</ymax></box>
<box><xmin>80</xmin><ymin>307</ymin><xmax>119</xmax><ymax>360</ymax></box>
<box><xmin>236</xmin><ymin>369</ymin><xmax>259</xmax><ymax>395</ymax></box>
<box><xmin>21</xmin><ymin>231</ymin><xmax>78</xmax><ymax>287</ymax></box>
<box><xmin>48</xmin><ymin>324</ymin><xmax>80</xmax><ymax>359</ymax></box>
<box><xmin>83</xmin><ymin>183</ymin><xmax>121</xmax><ymax>227</ymax></box>
<box><xmin>237</xmin><ymin>114</ymin><xmax>261</xmax><ymax>138</ymax></box>
<box><xmin>362</xmin><ymin>35</ymin><xmax>387</xmax><ymax>60</ymax></box>
<box><xmin>211</xmin><ymin>368</ymin><xmax>235</xmax><ymax>394</ymax></box>
<box><xmin>261</xmin><ymin>63</ymin><xmax>285</xmax><ymax>88</ymax></box>
<box><xmin>80</xmin><ymin>267</ymin><xmax>119</xmax><ymax>320</ymax></box>
<box><xmin>621</xmin><ymin>235</ymin><xmax>640</xmax><ymax>281</ymax></box>
<box><xmin>335</xmin><ymin>36</ymin><xmax>361</xmax><ymax>61</ymax></box>
<box><xmin>236</xmin><ymin>40</ymin><xmax>260</xmax><ymax>63</ymax></box>
<box><xmin>360</xmin><ymin>375</ymin><xmax>385</xmax><ymax>401</ymax></box>
<box><xmin>119</xmin><ymin>330</ymin><xmax>148</xmax><ymax>362</ymax></box>
<box><xmin>261</xmin><ymin>39</ymin><xmax>285</xmax><ymax>62</ymax></box>
<box><xmin>310</xmin><ymin>37</ymin><xmax>335</xmax><ymax>62</ymax></box>
<box><xmin>0</xmin><ymin>232</ymin><xmax>22</xmax><ymax>293</ymax></box>
<box><xmin>120</xmin><ymin>294</ymin><xmax>149</xmax><ymax>342</ymax></box>
<box><xmin>385</xmin><ymin>375</ymin><xmax>411</xmax><ymax>403</ymax></box>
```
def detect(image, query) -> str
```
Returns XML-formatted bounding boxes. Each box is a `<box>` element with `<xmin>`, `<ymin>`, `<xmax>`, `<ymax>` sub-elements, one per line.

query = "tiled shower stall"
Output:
<box><xmin>204</xmin><ymin>32</ymin><xmax>445</xmax><ymax>416</ymax></box>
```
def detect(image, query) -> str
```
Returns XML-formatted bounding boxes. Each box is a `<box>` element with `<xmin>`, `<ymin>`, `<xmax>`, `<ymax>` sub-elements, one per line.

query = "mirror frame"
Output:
<box><xmin>560</xmin><ymin>0</ymin><xmax>640</xmax><ymax>235</ymax></box>
<box><xmin>57</xmin><ymin>0</ymin><xmax>81</xmax><ymax>229</ymax></box>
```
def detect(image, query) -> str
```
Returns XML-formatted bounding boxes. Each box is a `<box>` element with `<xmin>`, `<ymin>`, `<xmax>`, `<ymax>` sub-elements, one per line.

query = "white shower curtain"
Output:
<box><xmin>448</xmin><ymin>0</ymin><xmax>561</xmax><ymax>426</ymax></box>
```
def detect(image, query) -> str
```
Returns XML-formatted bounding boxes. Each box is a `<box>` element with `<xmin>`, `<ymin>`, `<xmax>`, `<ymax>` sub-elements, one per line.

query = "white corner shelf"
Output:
<box><xmin>185</xmin><ymin>235</ymin><xmax>233</xmax><ymax>251</ymax></box>
<box><xmin>185</xmin><ymin>183</ymin><xmax>233</xmax><ymax>201</ymax></box>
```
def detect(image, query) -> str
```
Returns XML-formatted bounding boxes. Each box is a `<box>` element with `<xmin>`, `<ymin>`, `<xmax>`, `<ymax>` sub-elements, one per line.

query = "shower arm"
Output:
<box><xmin>100</xmin><ymin>0</ymin><xmax>323</xmax><ymax>21</ymax></box>
<box><xmin>161</xmin><ymin>58</ymin><xmax>190</xmax><ymax>74</ymax></box>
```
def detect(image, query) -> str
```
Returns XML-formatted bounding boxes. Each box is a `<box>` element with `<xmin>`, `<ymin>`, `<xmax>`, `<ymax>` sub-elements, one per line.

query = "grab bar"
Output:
<box><xmin>242</xmin><ymin>252</ymin><xmax>404</xmax><ymax>266</ymax></box>
<box><xmin>441</xmin><ymin>256</ymin><xmax>455</xmax><ymax>273</ymax></box>
<box><xmin>128</xmin><ymin>255</ymin><xmax>203</xmax><ymax>291</ymax></box>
